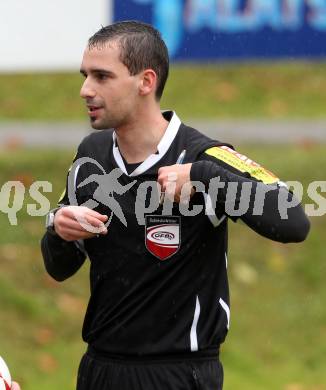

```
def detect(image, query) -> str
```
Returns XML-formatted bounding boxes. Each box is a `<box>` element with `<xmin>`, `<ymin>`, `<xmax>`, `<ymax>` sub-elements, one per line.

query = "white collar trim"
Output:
<box><xmin>112</xmin><ymin>111</ymin><xmax>181</xmax><ymax>177</ymax></box>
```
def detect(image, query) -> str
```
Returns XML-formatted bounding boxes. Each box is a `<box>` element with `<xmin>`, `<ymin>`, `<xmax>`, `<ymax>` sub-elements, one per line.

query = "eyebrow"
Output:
<box><xmin>80</xmin><ymin>68</ymin><xmax>116</xmax><ymax>77</ymax></box>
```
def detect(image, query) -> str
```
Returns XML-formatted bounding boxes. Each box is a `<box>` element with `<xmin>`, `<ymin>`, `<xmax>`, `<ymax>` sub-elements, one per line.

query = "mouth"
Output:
<box><xmin>87</xmin><ymin>105</ymin><xmax>103</xmax><ymax>117</ymax></box>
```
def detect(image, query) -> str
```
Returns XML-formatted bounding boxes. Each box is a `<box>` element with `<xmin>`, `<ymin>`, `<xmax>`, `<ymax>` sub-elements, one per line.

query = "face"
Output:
<box><xmin>80</xmin><ymin>41</ymin><xmax>141</xmax><ymax>130</ymax></box>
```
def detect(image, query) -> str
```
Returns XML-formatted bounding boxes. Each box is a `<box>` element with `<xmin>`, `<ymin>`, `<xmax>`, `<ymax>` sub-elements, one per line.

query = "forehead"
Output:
<box><xmin>81</xmin><ymin>40</ymin><xmax>124</xmax><ymax>69</ymax></box>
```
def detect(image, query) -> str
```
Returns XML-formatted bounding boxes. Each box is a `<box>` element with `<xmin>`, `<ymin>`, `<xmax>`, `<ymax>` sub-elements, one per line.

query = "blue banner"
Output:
<box><xmin>113</xmin><ymin>0</ymin><xmax>326</xmax><ymax>60</ymax></box>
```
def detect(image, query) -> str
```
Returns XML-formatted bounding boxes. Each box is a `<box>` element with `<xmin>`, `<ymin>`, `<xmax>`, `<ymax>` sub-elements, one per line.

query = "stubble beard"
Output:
<box><xmin>89</xmin><ymin>104</ymin><xmax>131</xmax><ymax>131</ymax></box>
<box><xmin>90</xmin><ymin>111</ymin><xmax>119</xmax><ymax>130</ymax></box>
<box><xmin>90</xmin><ymin>117</ymin><xmax>107</xmax><ymax>130</ymax></box>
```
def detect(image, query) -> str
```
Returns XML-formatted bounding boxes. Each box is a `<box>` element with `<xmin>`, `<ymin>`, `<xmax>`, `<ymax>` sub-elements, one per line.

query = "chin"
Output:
<box><xmin>90</xmin><ymin>119</ymin><xmax>109</xmax><ymax>130</ymax></box>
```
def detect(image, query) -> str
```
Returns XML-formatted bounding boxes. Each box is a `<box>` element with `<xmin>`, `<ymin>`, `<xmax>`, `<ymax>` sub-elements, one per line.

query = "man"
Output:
<box><xmin>41</xmin><ymin>21</ymin><xmax>310</xmax><ymax>390</ymax></box>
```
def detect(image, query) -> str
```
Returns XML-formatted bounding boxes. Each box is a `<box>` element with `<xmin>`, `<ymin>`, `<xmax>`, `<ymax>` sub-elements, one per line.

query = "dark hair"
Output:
<box><xmin>88</xmin><ymin>21</ymin><xmax>169</xmax><ymax>100</ymax></box>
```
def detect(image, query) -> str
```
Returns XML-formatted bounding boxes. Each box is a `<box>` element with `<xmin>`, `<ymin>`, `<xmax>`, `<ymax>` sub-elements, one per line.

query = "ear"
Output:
<box><xmin>139</xmin><ymin>69</ymin><xmax>157</xmax><ymax>97</ymax></box>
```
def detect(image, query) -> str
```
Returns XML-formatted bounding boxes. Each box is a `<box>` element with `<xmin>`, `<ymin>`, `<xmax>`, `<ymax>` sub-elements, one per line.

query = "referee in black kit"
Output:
<box><xmin>41</xmin><ymin>21</ymin><xmax>310</xmax><ymax>390</ymax></box>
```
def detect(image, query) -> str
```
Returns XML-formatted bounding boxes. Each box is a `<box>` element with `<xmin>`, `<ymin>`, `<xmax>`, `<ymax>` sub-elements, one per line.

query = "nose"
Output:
<box><xmin>80</xmin><ymin>77</ymin><xmax>96</xmax><ymax>99</ymax></box>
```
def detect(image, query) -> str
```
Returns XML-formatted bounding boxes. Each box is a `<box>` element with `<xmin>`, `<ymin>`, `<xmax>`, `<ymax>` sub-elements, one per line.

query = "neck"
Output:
<box><xmin>115</xmin><ymin>104</ymin><xmax>169</xmax><ymax>164</ymax></box>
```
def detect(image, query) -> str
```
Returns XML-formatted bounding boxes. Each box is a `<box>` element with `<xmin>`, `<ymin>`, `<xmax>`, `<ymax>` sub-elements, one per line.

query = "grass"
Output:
<box><xmin>0</xmin><ymin>144</ymin><xmax>325</xmax><ymax>390</ymax></box>
<box><xmin>1</xmin><ymin>62</ymin><xmax>326</xmax><ymax>121</ymax></box>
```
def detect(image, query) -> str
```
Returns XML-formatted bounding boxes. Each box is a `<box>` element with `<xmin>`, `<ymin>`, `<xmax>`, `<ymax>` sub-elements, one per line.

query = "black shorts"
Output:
<box><xmin>76</xmin><ymin>349</ymin><xmax>224</xmax><ymax>390</ymax></box>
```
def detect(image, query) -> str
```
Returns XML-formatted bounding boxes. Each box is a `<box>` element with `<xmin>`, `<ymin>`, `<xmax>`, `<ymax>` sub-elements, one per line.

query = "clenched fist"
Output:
<box><xmin>157</xmin><ymin>163</ymin><xmax>194</xmax><ymax>203</ymax></box>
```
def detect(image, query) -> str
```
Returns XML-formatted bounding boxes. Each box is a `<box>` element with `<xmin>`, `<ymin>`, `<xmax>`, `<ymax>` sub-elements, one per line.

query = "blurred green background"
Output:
<box><xmin>1</xmin><ymin>62</ymin><xmax>326</xmax><ymax>121</ymax></box>
<box><xmin>0</xmin><ymin>64</ymin><xmax>325</xmax><ymax>390</ymax></box>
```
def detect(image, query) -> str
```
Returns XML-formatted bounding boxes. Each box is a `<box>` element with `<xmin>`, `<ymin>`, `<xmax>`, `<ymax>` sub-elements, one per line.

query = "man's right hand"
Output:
<box><xmin>54</xmin><ymin>206</ymin><xmax>108</xmax><ymax>241</ymax></box>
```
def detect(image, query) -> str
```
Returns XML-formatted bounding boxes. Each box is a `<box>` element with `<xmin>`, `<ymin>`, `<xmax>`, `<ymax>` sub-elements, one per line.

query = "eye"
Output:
<box><xmin>96</xmin><ymin>73</ymin><xmax>109</xmax><ymax>81</ymax></box>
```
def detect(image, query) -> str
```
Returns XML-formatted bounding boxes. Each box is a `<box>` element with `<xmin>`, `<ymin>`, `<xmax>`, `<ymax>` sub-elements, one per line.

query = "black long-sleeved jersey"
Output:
<box><xmin>41</xmin><ymin>111</ymin><xmax>310</xmax><ymax>358</ymax></box>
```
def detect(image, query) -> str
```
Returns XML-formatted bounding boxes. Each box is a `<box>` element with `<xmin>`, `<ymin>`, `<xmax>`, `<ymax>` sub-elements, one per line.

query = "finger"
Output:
<box><xmin>157</xmin><ymin>168</ymin><xmax>167</xmax><ymax>184</ymax></box>
<box><xmin>157</xmin><ymin>175</ymin><xmax>163</xmax><ymax>187</ymax></box>
<box><xmin>164</xmin><ymin>189</ymin><xmax>177</xmax><ymax>203</ymax></box>
<box><xmin>60</xmin><ymin>219</ymin><xmax>107</xmax><ymax>233</ymax></box>
<box><xmin>179</xmin><ymin>183</ymin><xmax>194</xmax><ymax>202</ymax></box>
<box><xmin>64</xmin><ymin>207</ymin><xmax>108</xmax><ymax>222</ymax></box>
<box><xmin>11</xmin><ymin>382</ymin><xmax>21</xmax><ymax>390</ymax></box>
<box><xmin>60</xmin><ymin>227</ymin><xmax>100</xmax><ymax>241</ymax></box>
<box><xmin>159</xmin><ymin>192</ymin><xmax>165</xmax><ymax>205</ymax></box>
<box><xmin>86</xmin><ymin>210</ymin><xmax>109</xmax><ymax>222</ymax></box>
<box><xmin>85</xmin><ymin>213</ymin><xmax>108</xmax><ymax>226</ymax></box>
<box><xmin>73</xmin><ymin>213</ymin><xmax>108</xmax><ymax>230</ymax></box>
<box><xmin>74</xmin><ymin>214</ymin><xmax>108</xmax><ymax>234</ymax></box>
<box><xmin>66</xmin><ymin>222</ymin><xmax>107</xmax><ymax>236</ymax></box>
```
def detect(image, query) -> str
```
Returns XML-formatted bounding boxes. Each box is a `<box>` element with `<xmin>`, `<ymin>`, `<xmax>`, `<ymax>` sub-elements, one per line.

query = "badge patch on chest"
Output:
<box><xmin>145</xmin><ymin>216</ymin><xmax>181</xmax><ymax>260</ymax></box>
